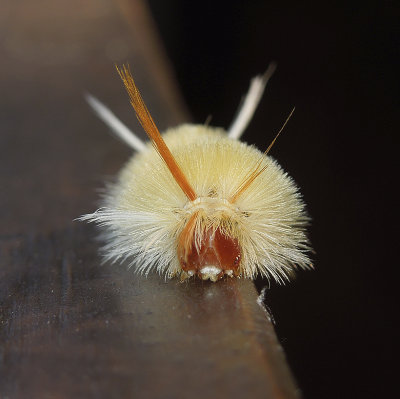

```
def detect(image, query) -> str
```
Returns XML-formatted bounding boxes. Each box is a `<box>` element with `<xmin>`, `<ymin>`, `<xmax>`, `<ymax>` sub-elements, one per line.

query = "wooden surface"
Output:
<box><xmin>0</xmin><ymin>1</ymin><xmax>299</xmax><ymax>398</ymax></box>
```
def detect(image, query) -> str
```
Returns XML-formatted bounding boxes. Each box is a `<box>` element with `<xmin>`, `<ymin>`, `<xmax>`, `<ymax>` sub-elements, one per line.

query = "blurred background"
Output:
<box><xmin>1</xmin><ymin>0</ymin><xmax>398</xmax><ymax>397</ymax></box>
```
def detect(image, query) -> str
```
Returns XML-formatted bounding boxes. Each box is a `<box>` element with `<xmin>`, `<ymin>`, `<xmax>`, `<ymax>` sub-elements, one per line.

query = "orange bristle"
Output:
<box><xmin>230</xmin><ymin>107</ymin><xmax>295</xmax><ymax>203</ymax></box>
<box><xmin>116</xmin><ymin>64</ymin><xmax>197</xmax><ymax>202</ymax></box>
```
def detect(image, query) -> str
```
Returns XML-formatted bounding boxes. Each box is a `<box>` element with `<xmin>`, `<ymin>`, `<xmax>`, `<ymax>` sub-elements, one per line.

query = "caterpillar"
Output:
<box><xmin>81</xmin><ymin>64</ymin><xmax>312</xmax><ymax>283</ymax></box>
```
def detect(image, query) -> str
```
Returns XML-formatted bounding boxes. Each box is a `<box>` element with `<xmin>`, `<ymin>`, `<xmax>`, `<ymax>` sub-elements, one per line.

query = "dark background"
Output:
<box><xmin>148</xmin><ymin>1</ymin><xmax>398</xmax><ymax>398</ymax></box>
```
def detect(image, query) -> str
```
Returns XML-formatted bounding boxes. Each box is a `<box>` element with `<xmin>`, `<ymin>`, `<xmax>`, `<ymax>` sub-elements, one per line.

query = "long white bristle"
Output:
<box><xmin>228</xmin><ymin>62</ymin><xmax>277</xmax><ymax>140</ymax></box>
<box><xmin>85</xmin><ymin>93</ymin><xmax>147</xmax><ymax>152</ymax></box>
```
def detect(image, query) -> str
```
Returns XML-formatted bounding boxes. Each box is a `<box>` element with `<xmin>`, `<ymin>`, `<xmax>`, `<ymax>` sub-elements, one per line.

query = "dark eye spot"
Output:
<box><xmin>208</xmin><ymin>187</ymin><xmax>218</xmax><ymax>197</ymax></box>
<box><xmin>242</xmin><ymin>211</ymin><xmax>250</xmax><ymax>218</ymax></box>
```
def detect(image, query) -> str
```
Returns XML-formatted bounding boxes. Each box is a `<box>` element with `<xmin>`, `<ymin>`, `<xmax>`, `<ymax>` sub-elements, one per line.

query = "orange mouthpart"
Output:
<box><xmin>178</xmin><ymin>220</ymin><xmax>241</xmax><ymax>280</ymax></box>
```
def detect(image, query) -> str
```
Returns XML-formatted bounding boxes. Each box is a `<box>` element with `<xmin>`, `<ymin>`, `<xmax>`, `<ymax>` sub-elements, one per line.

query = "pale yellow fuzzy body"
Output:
<box><xmin>85</xmin><ymin>124</ymin><xmax>311</xmax><ymax>282</ymax></box>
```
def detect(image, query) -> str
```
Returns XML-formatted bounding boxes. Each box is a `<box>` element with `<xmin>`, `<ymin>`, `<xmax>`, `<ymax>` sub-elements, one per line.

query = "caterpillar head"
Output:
<box><xmin>177</xmin><ymin>197</ymin><xmax>242</xmax><ymax>281</ymax></box>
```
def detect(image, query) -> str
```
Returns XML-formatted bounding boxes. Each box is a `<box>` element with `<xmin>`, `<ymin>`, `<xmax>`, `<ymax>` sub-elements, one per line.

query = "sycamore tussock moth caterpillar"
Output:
<box><xmin>81</xmin><ymin>64</ymin><xmax>312</xmax><ymax>283</ymax></box>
